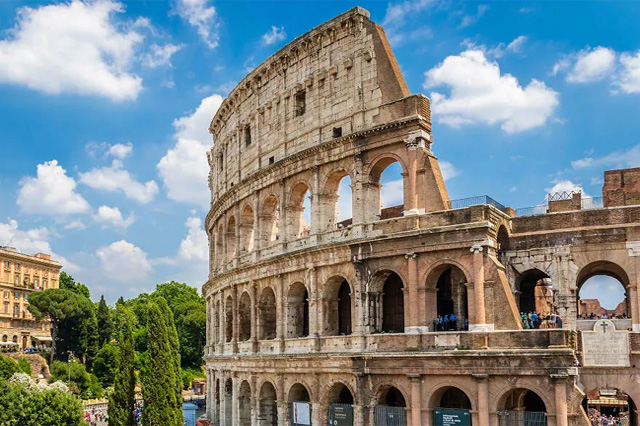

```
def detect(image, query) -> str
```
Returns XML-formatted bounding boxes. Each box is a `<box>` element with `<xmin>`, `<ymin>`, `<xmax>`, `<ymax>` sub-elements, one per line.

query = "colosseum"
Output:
<box><xmin>203</xmin><ymin>7</ymin><xmax>640</xmax><ymax>426</ymax></box>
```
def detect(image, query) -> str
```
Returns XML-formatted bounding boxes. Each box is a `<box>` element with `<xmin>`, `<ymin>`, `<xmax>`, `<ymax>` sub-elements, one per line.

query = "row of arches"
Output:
<box><xmin>210</xmin><ymin>376</ymin><xmax>550</xmax><ymax>426</ymax></box>
<box><xmin>209</xmin><ymin>265</ymin><xmax>472</xmax><ymax>346</ymax></box>
<box><xmin>211</xmin><ymin>158</ymin><xmax>409</xmax><ymax>268</ymax></box>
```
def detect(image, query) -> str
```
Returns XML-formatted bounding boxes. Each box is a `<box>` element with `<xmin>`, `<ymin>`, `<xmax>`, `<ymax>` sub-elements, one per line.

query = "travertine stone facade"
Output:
<box><xmin>0</xmin><ymin>247</ymin><xmax>59</xmax><ymax>349</ymax></box>
<box><xmin>203</xmin><ymin>7</ymin><xmax>640</xmax><ymax>426</ymax></box>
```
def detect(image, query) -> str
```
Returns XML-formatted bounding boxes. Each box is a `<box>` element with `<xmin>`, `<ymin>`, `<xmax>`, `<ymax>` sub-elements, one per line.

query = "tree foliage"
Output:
<box><xmin>97</xmin><ymin>295</ymin><xmax>113</xmax><ymax>348</ymax></box>
<box><xmin>59</xmin><ymin>271</ymin><xmax>91</xmax><ymax>299</ymax></box>
<box><xmin>0</xmin><ymin>355</ymin><xmax>19</xmax><ymax>380</ymax></box>
<box><xmin>92</xmin><ymin>342</ymin><xmax>118</xmax><ymax>387</ymax></box>
<box><xmin>109</xmin><ymin>305</ymin><xmax>136</xmax><ymax>426</ymax></box>
<box><xmin>49</xmin><ymin>360</ymin><xmax>102</xmax><ymax>399</ymax></box>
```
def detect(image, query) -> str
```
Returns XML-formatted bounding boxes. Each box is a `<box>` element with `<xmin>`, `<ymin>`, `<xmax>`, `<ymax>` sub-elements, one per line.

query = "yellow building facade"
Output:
<box><xmin>0</xmin><ymin>246</ymin><xmax>61</xmax><ymax>350</ymax></box>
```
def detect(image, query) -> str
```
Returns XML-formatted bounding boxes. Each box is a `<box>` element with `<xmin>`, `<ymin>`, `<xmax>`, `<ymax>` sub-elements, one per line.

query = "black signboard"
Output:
<box><xmin>328</xmin><ymin>403</ymin><xmax>354</xmax><ymax>426</ymax></box>
<box><xmin>434</xmin><ymin>409</ymin><xmax>471</xmax><ymax>426</ymax></box>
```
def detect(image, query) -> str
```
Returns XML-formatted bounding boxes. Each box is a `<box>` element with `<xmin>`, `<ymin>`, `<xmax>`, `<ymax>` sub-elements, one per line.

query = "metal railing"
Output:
<box><xmin>499</xmin><ymin>411</ymin><xmax>547</xmax><ymax>426</ymax></box>
<box><xmin>447</xmin><ymin>195</ymin><xmax>508</xmax><ymax>214</ymax></box>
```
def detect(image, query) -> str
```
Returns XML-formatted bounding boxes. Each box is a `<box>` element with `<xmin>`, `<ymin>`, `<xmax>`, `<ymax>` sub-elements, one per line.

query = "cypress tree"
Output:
<box><xmin>97</xmin><ymin>295</ymin><xmax>113</xmax><ymax>348</ymax></box>
<box><xmin>155</xmin><ymin>296</ymin><xmax>183</xmax><ymax>413</ymax></box>
<box><xmin>109</xmin><ymin>305</ymin><xmax>136</xmax><ymax>426</ymax></box>
<box><xmin>142</xmin><ymin>300</ymin><xmax>182</xmax><ymax>426</ymax></box>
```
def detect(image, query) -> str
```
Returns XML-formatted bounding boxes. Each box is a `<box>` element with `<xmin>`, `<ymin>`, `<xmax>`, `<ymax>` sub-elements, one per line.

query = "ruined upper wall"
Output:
<box><xmin>206</xmin><ymin>7</ymin><xmax>412</xmax><ymax>201</ymax></box>
<box><xmin>603</xmin><ymin>167</ymin><xmax>640</xmax><ymax>207</ymax></box>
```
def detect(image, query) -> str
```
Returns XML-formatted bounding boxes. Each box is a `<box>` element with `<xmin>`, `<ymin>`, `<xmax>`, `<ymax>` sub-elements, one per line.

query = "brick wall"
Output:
<box><xmin>603</xmin><ymin>167</ymin><xmax>640</xmax><ymax>207</ymax></box>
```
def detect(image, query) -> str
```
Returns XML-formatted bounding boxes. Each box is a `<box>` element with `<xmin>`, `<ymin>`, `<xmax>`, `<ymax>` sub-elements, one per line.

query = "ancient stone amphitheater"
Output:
<box><xmin>203</xmin><ymin>7</ymin><xmax>640</xmax><ymax>426</ymax></box>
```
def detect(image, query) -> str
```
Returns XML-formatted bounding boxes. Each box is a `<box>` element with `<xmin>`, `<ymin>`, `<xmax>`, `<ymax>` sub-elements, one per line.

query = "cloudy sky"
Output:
<box><xmin>0</xmin><ymin>1</ymin><xmax>639</xmax><ymax>303</ymax></box>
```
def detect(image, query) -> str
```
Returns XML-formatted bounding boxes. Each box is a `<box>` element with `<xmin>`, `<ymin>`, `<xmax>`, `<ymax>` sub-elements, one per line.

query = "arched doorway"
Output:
<box><xmin>380</xmin><ymin>272</ymin><xmax>404</xmax><ymax>333</ymax></box>
<box><xmin>497</xmin><ymin>225</ymin><xmax>510</xmax><ymax>253</ymax></box>
<box><xmin>225</xmin><ymin>296</ymin><xmax>233</xmax><ymax>343</ymax></box>
<box><xmin>582</xmin><ymin>388</ymin><xmax>637</xmax><ymax>426</ymax></box>
<box><xmin>289</xmin><ymin>182</ymin><xmax>312</xmax><ymax>239</ymax></box>
<box><xmin>239</xmin><ymin>380</ymin><xmax>252</xmax><ymax>425</ymax></box>
<box><xmin>258</xmin><ymin>287</ymin><xmax>277</xmax><ymax>340</ymax></box>
<box><xmin>323</xmin><ymin>170</ymin><xmax>353</xmax><ymax>229</ymax></box>
<box><xmin>240</xmin><ymin>204</ymin><xmax>255</xmax><ymax>252</ymax></box>
<box><xmin>262</xmin><ymin>195</ymin><xmax>280</xmax><ymax>246</ymax></box>
<box><xmin>434</xmin><ymin>387</ymin><xmax>472</xmax><ymax>426</ymax></box>
<box><xmin>375</xmin><ymin>386</ymin><xmax>407</xmax><ymax>426</ymax></box>
<box><xmin>327</xmin><ymin>383</ymin><xmax>355</xmax><ymax>426</ymax></box>
<box><xmin>516</xmin><ymin>269</ymin><xmax>553</xmax><ymax>321</ymax></box>
<box><xmin>431</xmin><ymin>265</ymin><xmax>468</xmax><ymax>331</ymax></box>
<box><xmin>498</xmin><ymin>388</ymin><xmax>547</xmax><ymax>426</ymax></box>
<box><xmin>368</xmin><ymin>157</ymin><xmax>405</xmax><ymax>221</ymax></box>
<box><xmin>438</xmin><ymin>387</ymin><xmax>472</xmax><ymax>409</ymax></box>
<box><xmin>289</xmin><ymin>383</ymin><xmax>311</xmax><ymax>426</ymax></box>
<box><xmin>287</xmin><ymin>283</ymin><xmax>309</xmax><ymax>338</ymax></box>
<box><xmin>238</xmin><ymin>292</ymin><xmax>251</xmax><ymax>341</ymax></box>
<box><xmin>324</xmin><ymin>277</ymin><xmax>352</xmax><ymax>336</ymax></box>
<box><xmin>259</xmin><ymin>381</ymin><xmax>278</xmax><ymax>426</ymax></box>
<box><xmin>578</xmin><ymin>263</ymin><xmax>628</xmax><ymax>321</ymax></box>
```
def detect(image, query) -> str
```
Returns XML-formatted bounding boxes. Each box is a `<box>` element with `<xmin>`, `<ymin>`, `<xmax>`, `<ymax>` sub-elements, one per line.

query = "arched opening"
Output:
<box><xmin>380</xmin><ymin>272</ymin><xmax>405</xmax><ymax>333</ymax></box>
<box><xmin>225</xmin><ymin>296</ymin><xmax>233</xmax><ymax>343</ymax></box>
<box><xmin>437</xmin><ymin>387</ymin><xmax>472</xmax><ymax>409</ymax></box>
<box><xmin>287</xmin><ymin>282</ymin><xmax>309</xmax><ymax>338</ymax></box>
<box><xmin>258</xmin><ymin>287</ymin><xmax>277</xmax><ymax>340</ymax></box>
<box><xmin>289</xmin><ymin>383</ymin><xmax>311</xmax><ymax>426</ymax></box>
<box><xmin>215</xmin><ymin>378</ymin><xmax>220</xmax><ymax>424</ymax></box>
<box><xmin>289</xmin><ymin>182</ymin><xmax>312</xmax><ymax>239</ymax></box>
<box><xmin>226</xmin><ymin>216</ymin><xmax>237</xmax><ymax>260</ymax></box>
<box><xmin>238</xmin><ymin>292</ymin><xmax>252</xmax><ymax>341</ymax></box>
<box><xmin>216</xmin><ymin>223</ymin><xmax>224</xmax><ymax>267</ymax></box>
<box><xmin>259</xmin><ymin>381</ymin><xmax>278</xmax><ymax>426</ymax></box>
<box><xmin>241</xmin><ymin>204</ymin><xmax>255</xmax><ymax>252</ymax></box>
<box><xmin>498</xmin><ymin>388</ymin><xmax>547</xmax><ymax>426</ymax></box>
<box><xmin>1</xmin><ymin>335</ymin><xmax>6</xmax><ymax>342</ymax></box>
<box><xmin>516</xmin><ymin>269</ymin><xmax>553</xmax><ymax>327</ymax></box>
<box><xmin>375</xmin><ymin>386</ymin><xmax>407</xmax><ymax>426</ymax></box>
<box><xmin>239</xmin><ymin>380</ymin><xmax>252</xmax><ymax>425</ymax></box>
<box><xmin>497</xmin><ymin>225</ymin><xmax>510</xmax><ymax>253</ymax></box>
<box><xmin>578</xmin><ymin>262</ymin><xmax>629</xmax><ymax>322</ymax></box>
<box><xmin>327</xmin><ymin>383</ymin><xmax>354</xmax><ymax>426</ymax></box>
<box><xmin>262</xmin><ymin>195</ymin><xmax>280</xmax><ymax>246</ymax></box>
<box><xmin>224</xmin><ymin>378</ymin><xmax>233</xmax><ymax>426</ymax></box>
<box><xmin>582</xmin><ymin>388</ymin><xmax>637</xmax><ymax>426</ymax></box>
<box><xmin>431</xmin><ymin>265</ymin><xmax>468</xmax><ymax>331</ymax></box>
<box><xmin>324</xmin><ymin>170</ymin><xmax>353</xmax><ymax>229</ymax></box>
<box><xmin>214</xmin><ymin>300</ymin><xmax>220</xmax><ymax>344</ymax></box>
<box><xmin>369</xmin><ymin>157</ymin><xmax>404</xmax><ymax>220</ymax></box>
<box><xmin>324</xmin><ymin>277</ymin><xmax>352</xmax><ymax>336</ymax></box>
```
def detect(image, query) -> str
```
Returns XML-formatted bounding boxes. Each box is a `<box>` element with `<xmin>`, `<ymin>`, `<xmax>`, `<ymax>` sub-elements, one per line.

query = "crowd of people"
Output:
<box><xmin>520</xmin><ymin>312</ymin><xmax>564</xmax><ymax>329</ymax></box>
<box><xmin>83</xmin><ymin>407</ymin><xmax>108</xmax><ymax>426</ymax></box>
<box><xmin>589</xmin><ymin>412</ymin><xmax>625</xmax><ymax>426</ymax></box>
<box><xmin>434</xmin><ymin>314</ymin><xmax>469</xmax><ymax>331</ymax></box>
<box><xmin>579</xmin><ymin>313</ymin><xmax>628</xmax><ymax>320</ymax></box>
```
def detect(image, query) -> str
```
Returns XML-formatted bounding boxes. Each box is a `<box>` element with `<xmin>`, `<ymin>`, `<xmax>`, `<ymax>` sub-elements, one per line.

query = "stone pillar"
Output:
<box><xmin>279</xmin><ymin>179</ymin><xmax>288</xmax><ymax>245</ymax></box>
<box><xmin>309</xmin><ymin>267</ymin><xmax>321</xmax><ymax>350</ymax></box>
<box><xmin>408</xmin><ymin>374</ymin><xmax>423</xmax><ymax>426</ymax></box>
<box><xmin>232</xmin><ymin>286</ymin><xmax>239</xmax><ymax>353</ymax></box>
<box><xmin>630</xmin><ymin>285</ymin><xmax>640</xmax><ymax>332</ymax></box>
<box><xmin>219</xmin><ymin>373</ymin><xmax>227</xmax><ymax>426</ymax></box>
<box><xmin>311</xmin><ymin>166</ymin><xmax>321</xmax><ymax>234</ymax></box>
<box><xmin>253</xmin><ymin>191</ymin><xmax>261</xmax><ymax>253</ymax></box>
<box><xmin>232</xmin><ymin>376</ymin><xmax>239</xmax><ymax>426</ymax></box>
<box><xmin>552</xmin><ymin>375</ymin><xmax>568</xmax><ymax>426</ymax></box>
<box><xmin>276</xmin><ymin>275</ymin><xmax>285</xmax><ymax>352</ymax></box>
<box><xmin>311</xmin><ymin>402</ymin><xmax>326</xmax><ymax>426</ymax></box>
<box><xmin>251</xmin><ymin>282</ymin><xmax>258</xmax><ymax>353</ymax></box>
<box><xmin>405</xmin><ymin>253</ymin><xmax>422</xmax><ymax>333</ymax></box>
<box><xmin>470</xmin><ymin>244</ymin><xmax>493</xmax><ymax>331</ymax></box>
<box><xmin>352</xmin><ymin>152</ymin><xmax>365</xmax><ymax>225</ymax></box>
<box><xmin>404</xmin><ymin>138</ymin><xmax>419</xmax><ymax>215</ymax></box>
<box><xmin>277</xmin><ymin>401</ymin><xmax>288</xmax><ymax>426</ymax></box>
<box><xmin>474</xmin><ymin>374</ymin><xmax>490</xmax><ymax>426</ymax></box>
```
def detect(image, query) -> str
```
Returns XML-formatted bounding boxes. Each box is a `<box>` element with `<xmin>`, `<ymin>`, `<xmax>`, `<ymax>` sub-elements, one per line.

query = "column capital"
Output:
<box><xmin>470</xmin><ymin>244</ymin><xmax>484</xmax><ymax>254</ymax></box>
<box><xmin>405</xmin><ymin>252</ymin><xmax>417</xmax><ymax>259</ymax></box>
<box><xmin>407</xmin><ymin>373</ymin><xmax>422</xmax><ymax>381</ymax></box>
<box><xmin>472</xmin><ymin>373</ymin><xmax>489</xmax><ymax>382</ymax></box>
<box><xmin>404</xmin><ymin>129</ymin><xmax>432</xmax><ymax>151</ymax></box>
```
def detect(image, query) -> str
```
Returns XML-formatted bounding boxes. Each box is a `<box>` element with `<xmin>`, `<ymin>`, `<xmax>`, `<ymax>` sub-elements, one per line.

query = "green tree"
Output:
<box><xmin>141</xmin><ymin>300</ymin><xmax>182</xmax><ymax>426</ymax></box>
<box><xmin>81</xmin><ymin>310</ymin><xmax>100</xmax><ymax>369</ymax></box>
<box><xmin>0</xmin><ymin>354</ymin><xmax>19</xmax><ymax>380</ymax></box>
<box><xmin>97</xmin><ymin>295</ymin><xmax>113</xmax><ymax>348</ymax></box>
<box><xmin>155</xmin><ymin>296</ymin><xmax>182</xmax><ymax>414</ymax></box>
<box><xmin>92</xmin><ymin>342</ymin><xmax>118</xmax><ymax>387</ymax></box>
<box><xmin>59</xmin><ymin>271</ymin><xmax>91</xmax><ymax>299</ymax></box>
<box><xmin>109</xmin><ymin>305</ymin><xmax>136</xmax><ymax>426</ymax></box>
<box><xmin>27</xmin><ymin>289</ymin><xmax>95</xmax><ymax>363</ymax></box>
<box><xmin>49</xmin><ymin>360</ymin><xmax>103</xmax><ymax>399</ymax></box>
<box><xmin>17</xmin><ymin>357</ymin><xmax>33</xmax><ymax>376</ymax></box>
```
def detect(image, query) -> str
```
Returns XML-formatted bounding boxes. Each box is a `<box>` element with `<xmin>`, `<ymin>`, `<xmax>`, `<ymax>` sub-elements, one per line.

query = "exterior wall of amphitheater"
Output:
<box><xmin>202</xmin><ymin>7</ymin><xmax>640</xmax><ymax>426</ymax></box>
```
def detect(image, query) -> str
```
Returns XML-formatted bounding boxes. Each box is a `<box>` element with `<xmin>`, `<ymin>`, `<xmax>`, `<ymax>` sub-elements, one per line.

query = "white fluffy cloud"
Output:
<box><xmin>381</xmin><ymin>179</ymin><xmax>404</xmax><ymax>207</ymax></box>
<box><xmin>178</xmin><ymin>216</ymin><xmax>208</xmax><ymax>261</ymax></box>
<box><xmin>564</xmin><ymin>47</ymin><xmax>616</xmax><ymax>83</ymax></box>
<box><xmin>93</xmin><ymin>205</ymin><xmax>134</xmax><ymax>228</ymax></box>
<box><xmin>172</xmin><ymin>0</ymin><xmax>219</xmax><ymax>49</ymax></box>
<box><xmin>382</xmin><ymin>0</ymin><xmax>434</xmax><ymax>45</ymax></box>
<box><xmin>157</xmin><ymin>94</ymin><xmax>223</xmax><ymax>208</ymax></box>
<box><xmin>424</xmin><ymin>49</ymin><xmax>559</xmax><ymax>133</ymax></box>
<box><xmin>459</xmin><ymin>4</ymin><xmax>489</xmax><ymax>28</ymax></box>
<box><xmin>440</xmin><ymin>161</ymin><xmax>461</xmax><ymax>180</ymax></box>
<box><xmin>18</xmin><ymin>160</ymin><xmax>91</xmax><ymax>215</ymax></box>
<box><xmin>617</xmin><ymin>51</ymin><xmax>640</xmax><ymax>94</ymax></box>
<box><xmin>79</xmin><ymin>159</ymin><xmax>158</xmax><ymax>204</ymax></box>
<box><xmin>571</xmin><ymin>144</ymin><xmax>640</xmax><ymax>170</ymax></box>
<box><xmin>0</xmin><ymin>1</ymin><xmax>143</xmax><ymax>101</ymax></box>
<box><xmin>142</xmin><ymin>43</ymin><xmax>183</xmax><ymax>68</ymax></box>
<box><xmin>85</xmin><ymin>141</ymin><xmax>133</xmax><ymax>159</ymax></box>
<box><xmin>96</xmin><ymin>240</ymin><xmax>152</xmax><ymax>281</ymax></box>
<box><xmin>262</xmin><ymin>26</ymin><xmax>286</xmax><ymax>46</ymax></box>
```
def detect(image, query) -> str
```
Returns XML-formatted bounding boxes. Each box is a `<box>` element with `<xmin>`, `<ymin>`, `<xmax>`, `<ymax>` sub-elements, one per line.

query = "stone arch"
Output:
<box><xmin>226</xmin><ymin>215</ymin><xmax>237</xmax><ymax>259</ymax></box>
<box><xmin>238</xmin><ymin>291</ymin><xmax>252</xmax><ymax>341</ymax></box>
<box><xmin>287</xmin><ymin>282</ymin><xmax>309</xmax><ymax>338</ymax></box>
<box><xmin>326</xmin><ymin>381</ymin><xmax>355</xmax><ymax>405</ymax></box>
<box><xmin>577</xmin><ymin>261</ymin><xmax>630</xmax><ymax>320</ymax></box>
<box><xmin>261</xmin><ymin>194</ymin><xmax>280</xmax><ymax>245</ymax></box>
<box><xmin>425</xmin><ymin>263</ymin><xmax>469</xmax><ymax>331</ymax></box>
<box><xmin>496</xmin><ymin>387</ymin><xmax>548</xmax><ymax>412</ymax></box>
<box><xmin>324</xmin><ymin>276</ymin><xmax>353</xmax><ymax>336</ymax></box>
<box><xmin>492</xmin><ymin>383</ymin><xmax>554</xmax><ymax>413</ymax></box>
<box><xmin>239</xmin><ymin>380</ymin><xmax>252</xmax><ymax>425</ymax></box>
<box><xmin>322</xmin><ymin>168</ymin><xmax>354</xmax><ymax>229</ymax></box>
<box><xmin>367</xmin><ymin>154</ymin><xmax>407</xmax><ymax>221</ymax></box>
<box><xmin>497</xmin><ymin>224</ymin><xmax>510</xmax><ymax>253</ymax></box>
<box><xmin>258</xmin><ymin>287</ymin><xmax>277</xmax><ymax>340</ymax></box>
<box><xmin>225</xmin><ymin>295</ymin><xmax>233</xmax><ymax>343</ymax></box>
<box><xmin>374</xmin><ymin>384</ymin><xmax>408</xmax><ymax>407</ymax></box>
<box><xmin>216</xmin><ymin>223</ymin><xmax>224</xmax><ymax>267</ymax></box>
<box><xmin>258</xmin><ymin>380</ymin><xmax>278</xmax><ymax>426</ymax></box>
<box><xmin>370</xmin><ymin>270</ymin><xmax>405</xmax><ymax>333</ymax></box>
<box><xmin>287</xmin><ymin>382</ymin><xmax>312</xmax><ymax>402</ymax></box>
<box><xmin>240</xmin><ymin>204</ymin><xmax>255</xmax><ymax>252</ymax></box>
<box><xmin>515</xmin><ymin>269</ymin><xmax>552</xmax><ymax>316</ymax></box>
<box><xmin>429</xmin><ymin>384</ymin><xmax>475</xmax><ymax>410</ymax></box>
<box><xmin>288</xmin><ymin>181</ymin><xmax>312</xmax><ymax>239</ymax></box>
<box><xmin>577</xmin><ymin>379</ymin><xmax>640</xmax><ymax>426</ymax></box>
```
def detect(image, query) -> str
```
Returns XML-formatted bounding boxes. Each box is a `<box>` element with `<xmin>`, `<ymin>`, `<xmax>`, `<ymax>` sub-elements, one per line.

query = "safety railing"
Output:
<box><xmin>447</xmin><ymin>195</ymin><xmax>508</xmax><ymax>214</ymax></box>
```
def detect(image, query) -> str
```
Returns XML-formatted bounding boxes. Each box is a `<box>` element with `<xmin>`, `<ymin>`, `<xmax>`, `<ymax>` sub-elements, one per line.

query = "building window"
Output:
<box><xmin>15</xmin><ymin>263</ymin><xmax>20</xmax><ymax>271</ymax></box>
<box><xmin>24</xmin><ymin>277</ymin><xmax>29</xmax><ymax>286</ymax></box>
<box><xmin>245</xmin><ymin>125</ymin><xmax>252</xmax><ymax>147</ymax></box>
<box><xmin>13</xmin><ymin>304</ymin><xmax>19</xmax><ymax>315</ymax></box>
<box><xmin>269</xmin><ymin>156</ymin><xmax>275</xmax><ymax>165</ymax></box>
<box><xmin>333</xmin><ymin>127</ymin><xmax>343</xmax><ymax>138</ymax></box>
<box><xmin>43</xmin><ymin>280</ymin><xmax>47</xmax><ymax>289</ymax></box>
<box><xmin>294</xmin><ymin>91</ymin><xmax>306</xmax><ymax>116</ymax></box>
<box><xmin>14</xmin><ymin>292</ymin><xmax>19</xmax><ymax>299</ymax></box>
<box><xmin>14</xmin><ymin>275</ymin><xmax>19</xmax><ymax>286</ymax></box>
<box><xmin>34</xmin><ymin>278</ymin><xmax>39</xmax><ymax>289</ymax></box>
<box><xmin>3</xmin><ymin>303</ymin><xmax>8</xmax><ymax>314</ymax></box>
<box><xmin>3</xmin><ymin>261</ymin><xmax>9</xmax><ymax>270</ymax></box>
<box><xmin>4</xmin><ymin>291</ymin><xmax>8</xmax><ymax>299</ymax></box>
<box><xmin>24</xmin><ymin>294</ymin><xmax>28</xmax><ymax>300</ymax></box>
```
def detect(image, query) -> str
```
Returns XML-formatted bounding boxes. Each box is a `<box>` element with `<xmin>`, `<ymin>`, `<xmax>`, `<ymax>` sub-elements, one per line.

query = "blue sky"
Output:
<box><xmin>1</xmin><ymin>1</ymin><xmax>640</xmax><ymax>303</ymax></box>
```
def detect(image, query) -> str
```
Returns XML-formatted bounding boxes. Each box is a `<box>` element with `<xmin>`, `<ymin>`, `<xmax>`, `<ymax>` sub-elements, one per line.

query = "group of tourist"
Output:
<box><xmin>435</xmin><ymin>314</ymin><xmax>469</xmax><ymax>331</ymax></box>
<box><xmin>83</xmin><ymin>408</ymin><xmax>108</xmax><ymax>426</ymax></box>
<box><xmin>579</xmin><ymin>313</ymin><xmax>628</xmax><ymax>320</ymax></box>
<box><xmin>589</xmin><ymin>413</ymin><xmax>624</xmax><ymax>426</ymax></box>
<box><xmin>520</xmin><ymin>312</ymin><xmax>564</xmax><ymax>329</ymax></box>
